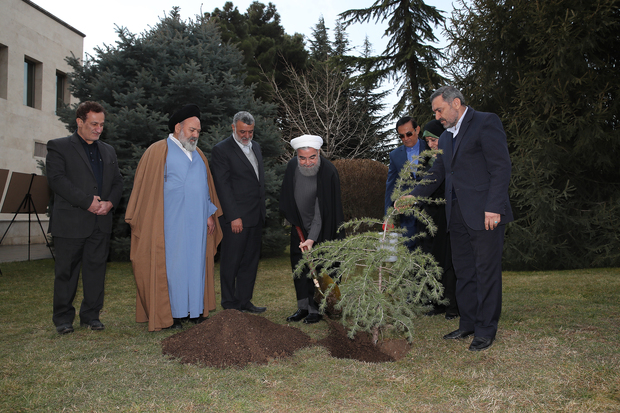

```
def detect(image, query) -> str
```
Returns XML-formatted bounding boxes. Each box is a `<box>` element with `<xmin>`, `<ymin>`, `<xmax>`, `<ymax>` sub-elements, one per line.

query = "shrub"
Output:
<box><xmin>332</xmin><ymin>159</ymin><xmax>387</xmax><ymax>222</ymax></box>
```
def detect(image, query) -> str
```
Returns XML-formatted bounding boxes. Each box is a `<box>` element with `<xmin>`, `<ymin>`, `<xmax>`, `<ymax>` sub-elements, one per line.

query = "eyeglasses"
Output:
<box><xmin>398</xmin><ymin>131</ymin><xmax>415</xmax><ymax>139</ymax></box>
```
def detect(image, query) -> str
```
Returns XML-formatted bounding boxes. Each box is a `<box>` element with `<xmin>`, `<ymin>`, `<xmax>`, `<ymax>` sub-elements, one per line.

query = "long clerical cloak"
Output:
<box><xmin>279</xmin><ymin>156</ymin><xmax>345</xmax><ymax>244</ymax></box>
<box><xmin>125</xmin><ymin>139</ymin><xmax>223</xmax><ymax>331</ymax></box>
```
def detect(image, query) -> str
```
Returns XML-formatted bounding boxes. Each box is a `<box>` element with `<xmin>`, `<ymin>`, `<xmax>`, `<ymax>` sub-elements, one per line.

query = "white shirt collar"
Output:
<box><xmin>447</xmin><ymin>106</ymin><xmax>469</xmax><ymax>138</ymax></box>
<box><xmin>168</xmin><ymin>133</ymin><xmax>193</xmax><ymax>160</ymax></box>
<box><xmin>234</xmin><ymin>136</ymin><xmax>253</xmax><ymax>153</ymax></box>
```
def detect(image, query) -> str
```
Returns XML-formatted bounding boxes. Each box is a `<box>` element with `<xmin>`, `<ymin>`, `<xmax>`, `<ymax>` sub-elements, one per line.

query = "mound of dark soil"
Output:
<box><xmin>161</xmin><ymin>309</ymin><xmax>411</xmax><ymax>368</ymax></box>
<box><xmin>161</xmin><ymin>309</ymin><xmax>313</xmax><ymax>367</ymax></box>
<box><xmin>318</xmin><ymin>319</ymin><xmax>402</xmax><ymax>363</ymax></box>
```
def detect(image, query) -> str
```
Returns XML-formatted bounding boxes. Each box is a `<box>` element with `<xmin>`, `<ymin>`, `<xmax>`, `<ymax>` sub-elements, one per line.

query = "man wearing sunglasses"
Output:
<box><xmin>384</xmin><ymin>116</ymin><xmax>429</xmax><ymax>250</ymax></box>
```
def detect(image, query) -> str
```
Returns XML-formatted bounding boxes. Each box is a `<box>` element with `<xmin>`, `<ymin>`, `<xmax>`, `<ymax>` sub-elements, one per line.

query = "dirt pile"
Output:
<box><xmin>162</xmin><ymin>309</ymin><xmax>411</xmax><ymax>368</ymax></box>
<box><xmin>162</xmin><ymin>309</ymin><xmax>312</xmax><ymax>367</ymax></box>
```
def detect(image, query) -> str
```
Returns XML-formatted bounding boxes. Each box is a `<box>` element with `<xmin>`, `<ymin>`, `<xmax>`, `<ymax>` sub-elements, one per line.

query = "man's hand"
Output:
<box><xmin>485</xmin><ymin>212</ymin><xmax>501</xmax><ymax>230</ymax></box>
<box><xmin>231</xmin><ymin>218</ymin><xmax>243</xmax><ymax>234</ymax></box>
<box><xmin>395</xmin><ymin>195</ymin><xmax>414</xmax><ymax>212</ymax></box>
<box><xmin>207</xmin><ymin>215</ymin><xmax>215</xmax><ymax>235</ymax></box>
<box><xmin>299</xmin><ymin>239</ymin><xmax>314</xmax><ymax>252</ymax></box>
<box><xmin>87</xmin><ymin>196</ymin><xmax>102</xmax><ymax>214</ymax></box>
<box><xmin>96</xmin><ymin>200</ymin><xmax>114</xmax><ymax>216</ymax></box>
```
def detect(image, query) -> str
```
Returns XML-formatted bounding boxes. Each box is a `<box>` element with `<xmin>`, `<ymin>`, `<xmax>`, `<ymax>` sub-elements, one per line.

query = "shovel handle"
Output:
<box><xmin>295</xmin><ymin>226</ymin><xmax>309</xmax><ymax>252</ymax></box>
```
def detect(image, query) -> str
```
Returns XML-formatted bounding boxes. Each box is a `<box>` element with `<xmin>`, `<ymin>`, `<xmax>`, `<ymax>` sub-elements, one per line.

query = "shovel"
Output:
<box><xmin>295</xmin><ymin>226</ymin><xmax>341</xmax><ymax>314</ymax></box>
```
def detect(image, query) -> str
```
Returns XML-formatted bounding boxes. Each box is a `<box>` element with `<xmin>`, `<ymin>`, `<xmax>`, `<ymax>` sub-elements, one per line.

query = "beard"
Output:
<box><xmin>178</xmin><ymin>129</ymin><xmax>197</xmax><ymax>152</ymax></box>
<box><xmin>298</xmin><ymin>156</ymin><xmax>321</xmax><ymax>177</ymax></box>
<box><xmin>233</xmin><ymin>129</ymin><xmax>252</xmax><ymax>146</ymax></box>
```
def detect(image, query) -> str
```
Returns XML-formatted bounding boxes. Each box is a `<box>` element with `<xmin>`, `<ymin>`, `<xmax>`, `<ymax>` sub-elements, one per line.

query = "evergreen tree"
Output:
<box><xmin>332</xmin><ymin>21</ymin><xmax>350</xmax><ymax>57</ymax></box>
<box><xmin>297</xmin><ymin>153</ymin><xmax>444</xmax><ymax>343</ymax></box>
<box><xmin>60</xmin><ymin>8</ymin><xmax>288</xmax><ymax>259</ymax></box>
<box><xmin>355</xmin><ymin>36</ymin><xmax>392</xmax><ymax>162</ymax></box>
<box><xmin>340</xmin><ymin>0</ymin><xmax>446</xmax><ymax>120</ymax></box>
<box><xmin>206</xmin><ymin>1</ymin><xmax>308</xmax><ymax>103</ymax></box>
<box><xmin>309</xmin><ymin>16</ymin><xmax>332</xmax><ymax>62</ymax></box>
<box><xmin>445</xmin><ymin>0</ymin><xmax>620</xmax><ymax>270</ymax></box>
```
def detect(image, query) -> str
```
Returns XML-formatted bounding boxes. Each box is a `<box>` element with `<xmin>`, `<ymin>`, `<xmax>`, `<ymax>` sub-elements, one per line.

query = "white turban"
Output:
<box><xmin>290</xmin><ymin>135</ymin><xmax>323</xmax><ymax>151</ymax></box>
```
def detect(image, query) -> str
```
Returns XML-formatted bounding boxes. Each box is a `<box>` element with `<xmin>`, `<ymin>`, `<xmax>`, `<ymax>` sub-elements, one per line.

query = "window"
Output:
<box><xmin>55</xmin><ymin>71</ymin><xmax>69</xmax><ymax>114</ymax></box>
<box><xmin>34</xmin><ymin>142</ymin><xmax>47</xmax><ymax>158</ymax></box>
<box><xmin>0</xmin><ymin>44</ymin><xmax>7</xmax><ymax>100</ymax></box>
<box><xmin>24</xmin><ymin>59</ymin><xmax>35</xmax><ymax>106</ymax></box>
<box><xmin>24</xmin><ymin>57</ymin><xmax>42</xmax><ymax>109</ymax></box>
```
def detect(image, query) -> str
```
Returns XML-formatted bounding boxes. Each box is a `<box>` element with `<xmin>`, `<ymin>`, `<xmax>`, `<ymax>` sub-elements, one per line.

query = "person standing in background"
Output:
<box><xmin>210</xmin><ymin>111</ymin><xmax>267</xmax><ymax>314</ymax></box>
<box><xmin>46</xmin><ymin>101</ymin><xmax>123</xmax><ymax>335</ymax></box>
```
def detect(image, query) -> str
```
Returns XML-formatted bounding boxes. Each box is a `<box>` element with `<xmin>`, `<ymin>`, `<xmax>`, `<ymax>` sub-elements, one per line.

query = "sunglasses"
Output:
<box><xmin>398</xmin><ymin>131</ymin><xmax>415</xmax><ymax>139</ymax></box>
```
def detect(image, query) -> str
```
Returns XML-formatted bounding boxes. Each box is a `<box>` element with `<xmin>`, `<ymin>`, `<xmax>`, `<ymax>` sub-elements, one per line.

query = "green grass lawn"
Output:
<box><xmin>0</xmin><ymin>256</ymin><xmax>619</xmax><ymax>412</ymax></box>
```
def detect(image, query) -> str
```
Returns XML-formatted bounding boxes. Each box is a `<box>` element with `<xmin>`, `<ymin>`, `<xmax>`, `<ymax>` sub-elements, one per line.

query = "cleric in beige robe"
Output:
<box><xmin>125</xmin><ymin>105</ymin><xmax>223</xmax><ymax>332</ymax></box>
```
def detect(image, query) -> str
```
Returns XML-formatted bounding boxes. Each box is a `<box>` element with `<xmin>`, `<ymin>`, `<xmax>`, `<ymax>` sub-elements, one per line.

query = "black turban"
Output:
<box><xmin>168</xmin><ymin>104</ymin><xmax>201</xmax><ymax>132</ymax></box>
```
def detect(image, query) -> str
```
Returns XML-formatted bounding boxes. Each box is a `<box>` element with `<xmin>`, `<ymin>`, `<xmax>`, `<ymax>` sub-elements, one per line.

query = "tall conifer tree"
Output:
<box><xmin>340</xmin><ymin>0</ymin><xmax>446</xmax><ymax>120</ymax></box>
<box><xmin>445</xmin><ymin>0</ymin><xmax>620</xmax><ymax>269</ymax></box>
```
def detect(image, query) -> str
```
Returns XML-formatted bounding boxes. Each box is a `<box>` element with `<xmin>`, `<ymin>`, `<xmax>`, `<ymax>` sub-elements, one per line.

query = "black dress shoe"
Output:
<box><xmin>303</xmin><ymin>313</ymin><xmax>322</xmax><ymax>324</ymax></box>
<box><xmin>286</xmin><ymin>309</ymin><xmax>309</xmax><ymax>322</ymax></box>
<box><xmin>445</xmin><ymin>312</ymin><xmax>459</xmax><ymax>320</ymax></box>
<box><xmin>56</xmin><ymin>324</ymin><xmax>74</xmax><ymax>335</ymax></box>
<box><xmin>188</xmin><ymin>316</ymin><xmax>208</xmax><ymax>324</ymax></box>
<box><xmin>469</xmin><ymin>336</ymin><xmax>494</xmax><ymax>351</ymax></box>
<box><xmin>241</xmin><ymin>303</ymin><xmax>267</xmax><ymax>313</ymax></box>
<box><xmin>165</xmin><ymin>318</ymin><xmax>183</xmax><ymax>329</ymax></box>
<box><xmin>443</xmin><ymin>329</ymin><xmax>474</xmax><ymax>339</ymax></box>
<box><xmin>80</xmin><ymin>319</ymin><xmax>105</xmax><ymax>331</ymax></box>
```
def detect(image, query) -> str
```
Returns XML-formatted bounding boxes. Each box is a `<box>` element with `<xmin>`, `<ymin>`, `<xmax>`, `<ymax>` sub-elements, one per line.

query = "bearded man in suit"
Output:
<box><xmin>210</xmin><ymin>111</ymin><xmax>267</xmax><ymax>313</ymax></box>
<box><xmin>411</xmin><ymin>86</ymin><xmax>513</xmax><ymax>351</ymax></box>
<box><xmin>46</xmin><ymin>101</ymin><xmax>123</xmax><ymax>334</ymax></box>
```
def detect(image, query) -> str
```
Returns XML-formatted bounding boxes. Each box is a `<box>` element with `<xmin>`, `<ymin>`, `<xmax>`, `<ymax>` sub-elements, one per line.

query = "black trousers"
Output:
<box><xmin>450</xmin><ymin>199</ymin><xmax>504</xmax><ymax>339</ymax></box>
<box><xmin>218</xmin><ymin>221</ymin><xmax>263</xmax><ymax>310</ymax></box>
<box><xmin>289</xmin><ymin>228</ymin><xmax>317</xmax><ymax>310</ymax></box>
<box><xmin>52</xmin><ymin>228</ymin><xmax>110</xmax><ymax>326</ymax></box>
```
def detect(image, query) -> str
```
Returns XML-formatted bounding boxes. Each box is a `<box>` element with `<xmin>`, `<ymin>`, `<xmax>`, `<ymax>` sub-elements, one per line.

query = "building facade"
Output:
<box><xmin>0</xmin><ymin>0</ymin><xmax>84</xmax><ymax>244</ymax></box>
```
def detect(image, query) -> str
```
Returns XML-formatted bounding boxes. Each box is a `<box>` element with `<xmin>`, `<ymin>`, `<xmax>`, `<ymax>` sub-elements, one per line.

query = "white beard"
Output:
<box><xmin>178</xmin><ymin>129</ymin><xmax>197</xmax><ymax>152</ymax></box>
<box><xmin>298</xmin><ymin>157</ymin><xmax>321</xmax><ymax>177</ymax></box>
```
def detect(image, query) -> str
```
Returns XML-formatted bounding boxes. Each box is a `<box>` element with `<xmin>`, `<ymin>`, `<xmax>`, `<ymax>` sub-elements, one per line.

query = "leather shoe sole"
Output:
<box><xmin>286</xmin><ymin>309</ymin><xmax>309</xmax><ymax>322</ymax></box>
<box><xmin>443</xmin><ymin>329</ymin><xmax>474</xmax><ymax>340</ymax></box>
<box><xmin>303</xmin><ymin>313</ymin><xmax>322</xmax><ymax>324</ymax></box>
<box><xmin>80</xmin><ymin>320</ymin><xmax>105</xmax><ymax>331</ymax></box>
<box><xmin>242</xmin><ymin>304</ymin><xmax>267</xmax><ymax>314</ymax></box>
<box><xmin>469</xmin><ymin>336</ymin><xmax>494</xmax><ymax>351</ymax></box>
<box><xmin>56</xmin><ymin>324</ymin><xmax>74</xmax><ymax>335</ymax></box>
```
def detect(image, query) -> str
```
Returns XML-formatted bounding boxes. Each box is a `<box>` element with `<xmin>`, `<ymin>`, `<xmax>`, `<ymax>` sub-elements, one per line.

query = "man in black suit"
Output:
<box><xmin>412</xmin><ymin>86</ymin><xmax>513</xmax><ymax>351</ymax></box>
<box><xmin>46</xmin><ymin>101</ymin><xmax>123</xmax><ymax>334</ymax></box>
<box><xmin>210</xmin><ymin>111</ymin><xmax>266</xmax><ymax>313</ymax></box>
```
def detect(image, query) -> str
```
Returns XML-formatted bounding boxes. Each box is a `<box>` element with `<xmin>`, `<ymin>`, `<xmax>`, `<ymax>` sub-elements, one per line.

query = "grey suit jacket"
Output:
<box><xmin>46</xmin><ymin>132</ymin><xmax>123</xmax><ymax>238</ymax></box>
<box><xmin>210</xmin><ymin>135</ymin><xmax>266</xmax><ymax>227</ymax></box>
